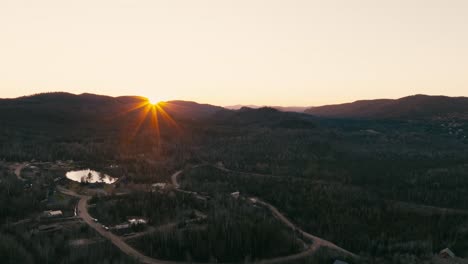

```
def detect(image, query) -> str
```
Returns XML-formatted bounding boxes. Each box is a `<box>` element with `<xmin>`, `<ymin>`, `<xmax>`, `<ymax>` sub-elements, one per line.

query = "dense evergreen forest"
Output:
<box><xmin>1</xmin><ymin>93</ymin><xmax>468</xmax><ymax>263</ymax></box>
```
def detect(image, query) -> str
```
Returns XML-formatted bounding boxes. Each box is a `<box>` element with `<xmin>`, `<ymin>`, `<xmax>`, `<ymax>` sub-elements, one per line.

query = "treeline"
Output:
<box><xmin>89</xmin><ymin>191</ymin><xmax>204</xmax><ymax>226</ymax></box>
<box><xmin>130</xmin><ymin>196</ymin><xmax>301</xmax><ymax>262</ymax></box>
<box><xmin>0</xmin><ymin>167</ymin><xmax>45</xmax><ymax>224</ymax></box>
<box><xmin>0</xmin><ymin>224</ymin><xmax>137</xmax><ymax>264</ymax></box>
<box><xmin>181</xmin><ymin>166</ymin><xmax>468</xmax><ymax>261</ymax></box>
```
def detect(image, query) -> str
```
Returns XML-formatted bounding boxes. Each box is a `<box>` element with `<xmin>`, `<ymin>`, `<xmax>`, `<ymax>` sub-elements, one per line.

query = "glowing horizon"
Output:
<box><xmin>1</xmin><ymin>1</ymin><xmax>468</xmax><ymax>106</ymax></box>
<box><xmin>118</xmin><ymin>98</ymin><xmax>181</xmax><ymax>149</ymax></box>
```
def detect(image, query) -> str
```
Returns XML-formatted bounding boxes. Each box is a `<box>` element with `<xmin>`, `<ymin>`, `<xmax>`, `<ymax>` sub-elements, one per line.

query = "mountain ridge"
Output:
<box><xmin>304</xmin><ymin>94</ymin><xmax>468</xmax><ymax>120</ymax></box>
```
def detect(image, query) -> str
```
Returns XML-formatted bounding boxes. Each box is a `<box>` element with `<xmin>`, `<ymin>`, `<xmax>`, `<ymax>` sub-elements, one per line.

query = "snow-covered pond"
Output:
<box><xmin>66</xmin><ymin>169</ymin><xmax>117</xmax><ymax>184</ymax></box>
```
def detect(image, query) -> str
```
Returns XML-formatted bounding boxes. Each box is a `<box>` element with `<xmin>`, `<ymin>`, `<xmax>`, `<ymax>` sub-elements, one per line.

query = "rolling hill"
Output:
<box><xmin>305</xmin><ymin>95</ymin><xmax>468</xmax><ymax>120</ymax></box>
<box><xmin>0</xmin><ymin>92</ymin><xmax>225</xmax><ymax>125</ymax></box>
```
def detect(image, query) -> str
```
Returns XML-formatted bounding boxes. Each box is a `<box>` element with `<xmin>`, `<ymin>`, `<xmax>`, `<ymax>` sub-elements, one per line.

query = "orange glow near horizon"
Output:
<box><xmin>2</xmin><ymin>1</ymin><xmax>468</xmax><ymax>106</ymax></box>
<box><xmin>119</xmin><ymin>98</ymin><xmax>180</xmax><ymax>148</ymax></box>
<box><xmin>148</xmin><ymin>97</ymin><xmax>163</xmax><ymax>106</ymax></box>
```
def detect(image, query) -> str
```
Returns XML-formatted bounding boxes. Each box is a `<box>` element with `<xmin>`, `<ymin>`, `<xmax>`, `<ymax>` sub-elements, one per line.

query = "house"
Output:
<box><xmin>439</xmin><ymin>248</ymin><xmax>455</xmax><ymax>258</ymax></box>
<box><xmin>128</xmin><ymin>217</ymin><xmax>148</xmax><ymax>226</ymax></box>
<box><xmin>43</xmin><ymin>210</ymin><xmax>63</xmax><ymax>218</ymax></box>
<box><xmin>230</xmin><ymin>191</ymin><xmax>240</xmax><ymax>199</ymax></box>
<box><xmin>151</xmin><ymin>183</ymin><xmax>167</xmax><ymax>192</ymax></box>
<box><xmin>333</xmin><ymin>260</ymin><xmax>348</xmax><ymax>264</ymax></box>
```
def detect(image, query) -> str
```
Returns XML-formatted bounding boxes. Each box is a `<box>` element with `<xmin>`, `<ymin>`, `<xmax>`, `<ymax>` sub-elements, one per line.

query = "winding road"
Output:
<box><xmin>58</xmin><ymin>165</ymin><xmax>357</xmax><ymax>264</ymax></box>
<box><xmin>58</xmin><ymin>186</ymin><xmax>181</xmax><ymax>264</ymax></box>
<box><xmin>11</xmin><ymin>162</ymin><xmax>28</xmax><ymax>181</ymax></box>
<box><xmin>171</xmin><ymin>166</ymin><xmax>358</xmax><ymax>260</ymax></box>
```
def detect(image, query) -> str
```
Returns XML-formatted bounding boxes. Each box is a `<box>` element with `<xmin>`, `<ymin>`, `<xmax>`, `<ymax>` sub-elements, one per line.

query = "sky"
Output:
<box><xmin>1</xmin><ymin>0</ymin><xmax>468</xmax><ymax>106</ymax></box>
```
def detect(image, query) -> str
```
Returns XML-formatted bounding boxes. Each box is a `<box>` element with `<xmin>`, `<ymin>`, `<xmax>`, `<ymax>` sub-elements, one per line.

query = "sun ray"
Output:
<box><xmin>116</xmin><ymin>98</ymin><xmax>182</xmax><ymax>152</ymax></box>
<box><xmin>155</xmin><ymin>103</ymin><xmax>181</xmax><ymax>131</ymax></box>
<box><xmin>103</xmin><ymin>100</ymin><xmax>150</xmax><ymax>124</ymax></box>
<box><xmin>150</xmin><ymin>104</ymin><xmax>161</xmax><ymax>148</ymax></box>
<box><xmin>128</xmin><ymin>103</ymin><xmax>152</xmax><ymax>142</ymax></box>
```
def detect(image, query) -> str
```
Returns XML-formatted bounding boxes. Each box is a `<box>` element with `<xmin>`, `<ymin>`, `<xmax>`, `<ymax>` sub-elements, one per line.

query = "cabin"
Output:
<box><xmin>439</xmin><ymin>248</ymin><xmax>455</xmax><ymax>258</ymax></box>
<box><xmin>128</xmin><ymin>217</ymin><xmax>148</xmax><ymax>226</ymax></box>
<box><xmin>43</xmin><ymin>210</ymin><xmax>63</xmax><ymax>218</ymax></box>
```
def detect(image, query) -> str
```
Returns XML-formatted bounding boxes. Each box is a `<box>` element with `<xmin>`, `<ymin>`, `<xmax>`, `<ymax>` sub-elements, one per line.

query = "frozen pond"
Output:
<box><xmin>66</xmin><ymin>169</ymin><xmax>117</xmax><ymax>184</ymax></box>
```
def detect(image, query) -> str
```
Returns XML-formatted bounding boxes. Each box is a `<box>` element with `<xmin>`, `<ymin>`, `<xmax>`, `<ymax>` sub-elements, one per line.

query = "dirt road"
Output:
<box><xmin>58</xmin><ymin>165</ymin><xmax>357</xmax><ymax>264</ymax></box>
<box><xmin>59</xmin><ymin>187</ymin><xmax>182</xmax><ymax>264</ymax></box>
<box><xmin>171</xmin><ymin>166</ymin><xmax>358</xmax><ymax>260</ymax></box>
<box><xmin>12</xmin><ymin>162</ymin><xmax>28</xmax><ymax>181</ymax></box>
<box><xmin>254</xmin><ymin>198</ymin><xmax>357</xmax><ymax>258</ymax></box>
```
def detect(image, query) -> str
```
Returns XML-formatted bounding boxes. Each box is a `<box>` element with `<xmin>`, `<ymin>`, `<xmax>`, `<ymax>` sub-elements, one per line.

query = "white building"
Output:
<box><xmin>128</xmin><ymin>218</ymin><xmax>148</xmax><ymax>225</ymax></box>
<box><xmin>44</xmin><ymin>210</ymin><xmax>63</xmax><ymax>218</ymax></box>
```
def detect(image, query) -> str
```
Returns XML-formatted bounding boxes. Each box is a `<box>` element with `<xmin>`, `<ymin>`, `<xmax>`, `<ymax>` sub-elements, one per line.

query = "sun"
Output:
<box><xmin>148</xmin><ymin>97</ymin><xmax>160</xmax><ymax>105</ymax></box>
<box><xmin>116</xmin><ymin>97</ymin><xmax>180</xmax><ymax>149</ymax></box>
<box><xmin>147</xmin><ymin>96</ymin><xmax>168</xmax><ymax>106</ymax></box>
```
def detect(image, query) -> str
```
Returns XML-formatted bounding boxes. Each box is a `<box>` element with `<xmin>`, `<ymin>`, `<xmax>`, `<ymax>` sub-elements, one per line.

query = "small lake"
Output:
<box><xmin>66</xmin><ymin>169</ymin><xmax>117</xmax><ymax>184</ymax></box>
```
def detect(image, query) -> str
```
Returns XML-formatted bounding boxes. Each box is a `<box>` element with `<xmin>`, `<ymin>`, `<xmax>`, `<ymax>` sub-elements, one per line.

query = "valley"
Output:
<box><xmin>1</xmin><ymin>93</ymin><xmax>468</xmax><ymax>264</ymax></box>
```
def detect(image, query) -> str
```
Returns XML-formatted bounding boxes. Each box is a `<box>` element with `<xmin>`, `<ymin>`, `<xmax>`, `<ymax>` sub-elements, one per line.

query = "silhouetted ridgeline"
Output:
<box><xmin>305</xmin><ymin>94</ymin><xmax>468</xmax><ymax>120</ymax></box>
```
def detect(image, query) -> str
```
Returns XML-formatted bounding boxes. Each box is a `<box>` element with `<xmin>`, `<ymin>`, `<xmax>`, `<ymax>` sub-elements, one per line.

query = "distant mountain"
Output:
<box><xmin>305</xmin><ymin>95</ymin><xmax>468</xmax><ymax>120</ymax></box>
<box><xmin>224</xmin><ymin>104</ymin><xmax>260</xmax><ymax>110</ymax></box>
<box><xmin>211</xmin><ymin>106</ymin><xmax>316</xmax><ymax>128</ymax></box>
<box><xmin>225</xmin><ymin>105</ymin><xmax>309</xmax><ymax>113</ymax></box>
<box><xmin>0</xmin><ymin>92</ymin><xmax>127</xmax><ymax>123</ymax></box>
<box><xmin>0</xmin><ymin>93</ymin><xmax>226</xmax><ymax>127</ymax></box>
<box><xmin>273</xmin><ymin>106</ymin><xmax>309</xmax><ymax>113</ymax></box>
<box><xmin>163</xmin><ymin>100</ymin><xmax>227</xmax><ymax>121</ymax></box>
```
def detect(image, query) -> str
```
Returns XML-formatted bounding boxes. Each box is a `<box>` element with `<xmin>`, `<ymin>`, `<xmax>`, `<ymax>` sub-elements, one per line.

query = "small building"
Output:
<box><xmin>152</xmin><ymin>183</ymin><xmax>167</xmax><ymax>191</ymax></box>
<box><xmin>333</xmin><ymin>260</ymin><xmax>348</xmax><ymax>264</ymax></box>
<box><xmin>128</xmin><ymin>217</ymin><xmax>148</xmax><ymax>226</ymax></box>
<box><xmin>439</xmin><ymin>248</ymin><xmax>455</xmax><ymax>258</ymax></box>
<box><xmin>230</xmin><ymin>191</ymin><xmax>240</xmax><ymax>199</ymax></box>
<box><xmin>43</xmin><ymin>210</ymin><xmax>63</xmax><ymax>218</ymax></box>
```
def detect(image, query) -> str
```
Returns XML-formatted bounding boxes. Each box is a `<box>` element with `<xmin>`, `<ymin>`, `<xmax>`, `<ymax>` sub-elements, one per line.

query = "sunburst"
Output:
<box><xmin>148</xmin><ymin>97</ymin><xmax>161</xmax><ymax>106</ymax></box>
<box><xmin>117</xmin><ymin>97</ymin><xmax>180</xmax><ymax>150</ymax></box>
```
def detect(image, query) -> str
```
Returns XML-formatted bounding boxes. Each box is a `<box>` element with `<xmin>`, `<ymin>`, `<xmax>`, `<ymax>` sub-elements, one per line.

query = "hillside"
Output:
<box><xmin>305</xmin><ymin>95</ymin><xmax>468</xmax><ymax>120</ymax></box>
<box><xmin>0</xmin><ymin>93</ymin><xmax>225</xmax><ymax>125</ymax></box>
<box><xmin>225</xmin><ymin>104</ymin><xmax>308</xmax><ymax>113</ymax></box>
<box><xmin>211</xmin><ymin>106</ymin><xmax>316</xmax><ymax>128</ymax></box>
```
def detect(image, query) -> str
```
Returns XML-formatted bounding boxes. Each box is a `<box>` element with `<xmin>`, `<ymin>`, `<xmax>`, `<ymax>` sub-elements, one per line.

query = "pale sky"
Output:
<box><xmin>1</xmin><ymin>0</ymin><xmax>467</xmax><ymax>106</ymax></box>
